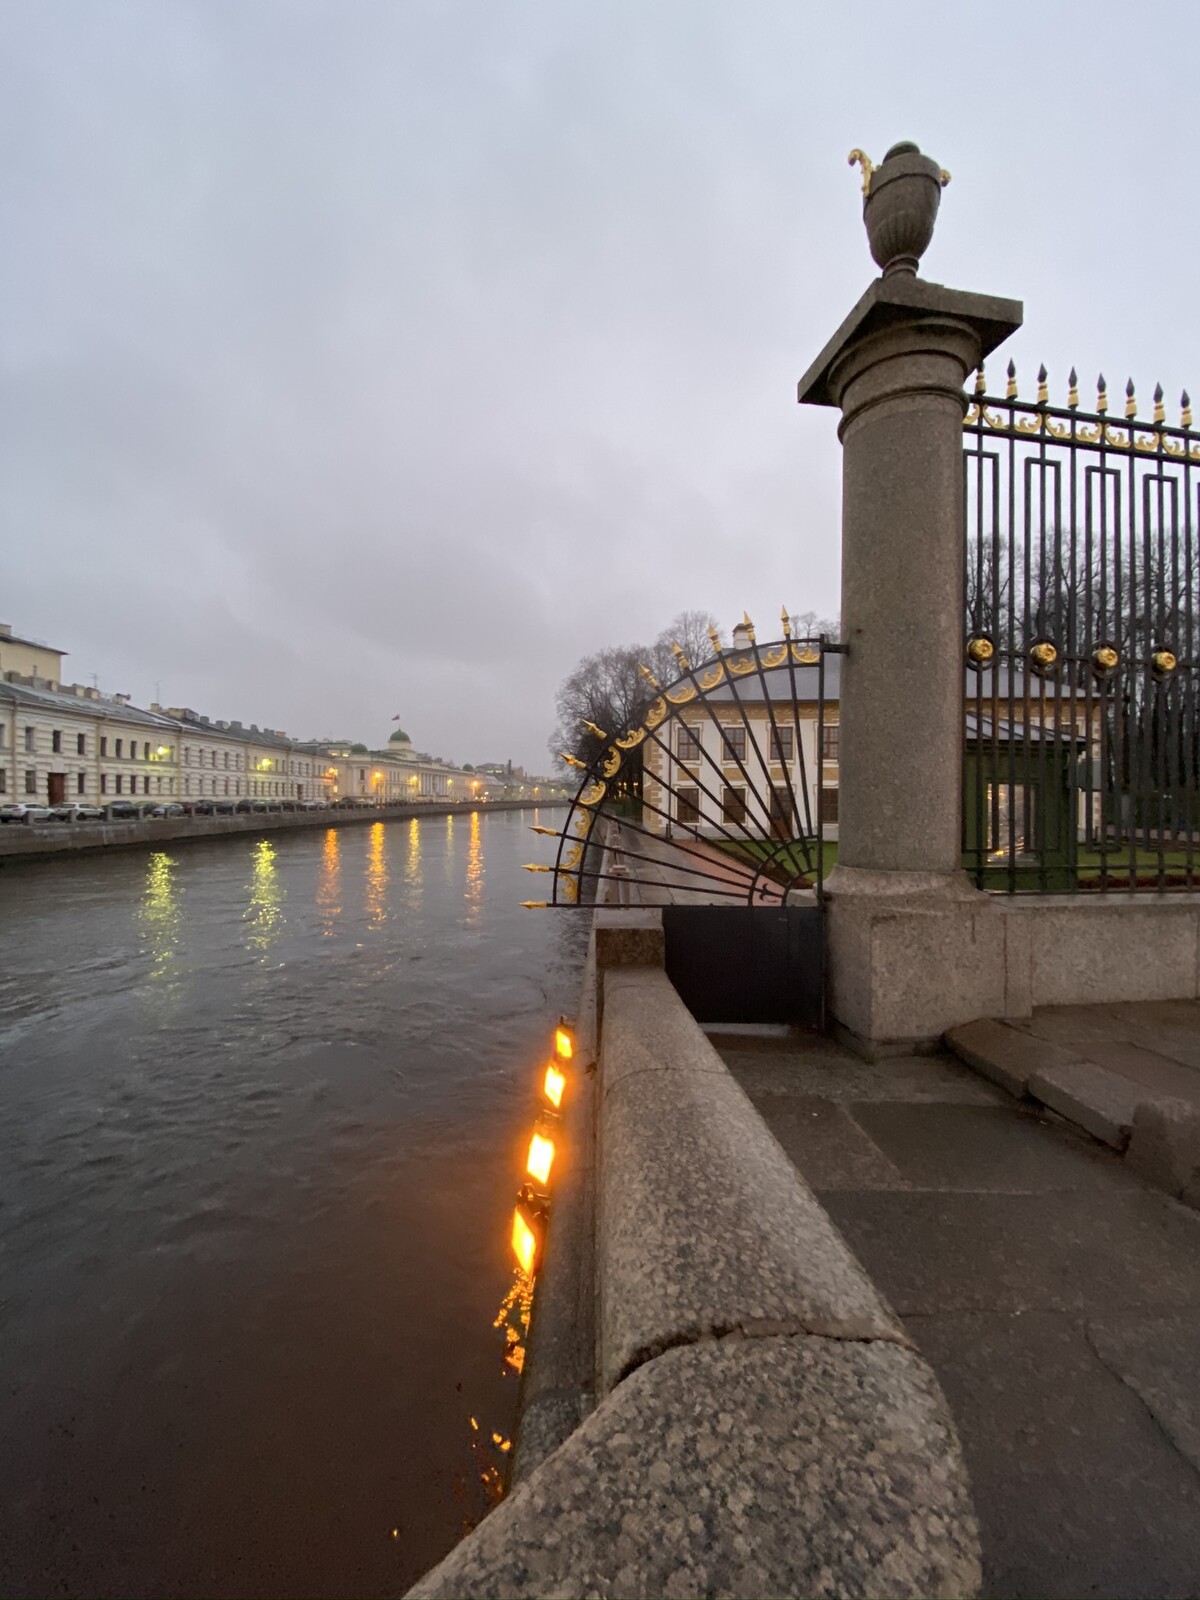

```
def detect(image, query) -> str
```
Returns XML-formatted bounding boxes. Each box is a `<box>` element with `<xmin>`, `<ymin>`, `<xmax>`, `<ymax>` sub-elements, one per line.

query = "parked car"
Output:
<box><xmin>235</xmin><ymin>798</ymin><xmax>268</xmax><ymax>813</ymax></box>
<box><xmin>0</xmin><ymin>802</ymin><xmax>54</xmax><ymax>824</ymax></box>
<box><xmin>104</xmin><ymin>801</ymin><xmax>140</xmax><ymax>820</ymax></box>
<box><xmin>49</xmin><ymin>803</ymin><xmax>105</xmax><ymax>823</ymax></box>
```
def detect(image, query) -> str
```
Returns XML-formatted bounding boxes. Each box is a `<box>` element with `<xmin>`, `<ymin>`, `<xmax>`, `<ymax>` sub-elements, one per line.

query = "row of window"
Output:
<box><xmin>675</xmin><ymin>724</ymin><xmax>840</xmax><ymax>763</ymax></box>
<box><xmin>2</xmin><ymin>728</ymin><xmax>315</xmax><ymax>770</ymax></box>
<box><xmin>674</xmin><ymin>785</ymin><xmax>841</xmax><ymax>825</ymax></box>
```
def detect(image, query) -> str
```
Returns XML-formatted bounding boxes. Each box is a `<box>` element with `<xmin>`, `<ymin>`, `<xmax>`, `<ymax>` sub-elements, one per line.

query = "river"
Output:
<box><xmin>0</xmin><ymin>809</ymin><xmax>586</xmax><ymax>1597</ymax></box>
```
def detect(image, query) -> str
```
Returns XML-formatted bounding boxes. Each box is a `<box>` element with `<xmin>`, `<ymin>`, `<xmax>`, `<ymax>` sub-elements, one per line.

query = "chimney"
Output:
<box><xmin>0</xmin><ymin>623</ymin><xmax>11</xmax><ymax>638</ymax></box>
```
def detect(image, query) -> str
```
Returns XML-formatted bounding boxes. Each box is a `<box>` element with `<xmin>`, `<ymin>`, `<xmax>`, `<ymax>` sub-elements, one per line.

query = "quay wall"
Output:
<box><xmin>0</xmin><ymin>799</ymin><xmax>565</xmax><ymax>866</ymax></box>
<box><xmin>407</xmin><ymin>908</ymin><xmax>982</xmax><ymax>1599</ymax></box>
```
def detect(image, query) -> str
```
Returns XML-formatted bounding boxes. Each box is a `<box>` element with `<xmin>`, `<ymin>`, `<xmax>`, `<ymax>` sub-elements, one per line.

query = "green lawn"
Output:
<box><xmin>714</xmin><ymin>838</ymin><xmax>839</xmax><ymax>886</ymax></box>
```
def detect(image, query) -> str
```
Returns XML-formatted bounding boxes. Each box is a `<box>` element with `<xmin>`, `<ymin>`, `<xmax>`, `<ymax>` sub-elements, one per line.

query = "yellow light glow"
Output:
<box><xmin>555</xmin><ymin>1026</ymin><xmax>574</xmax><ymax>1061</ymax></box>
<box><xmin>526</xmin><ymin>1132</ymin><xmax>555</xmax><ymax>1187</ymax></box>
<box><xmin>511</xmin><ymin>1207</ymin><xmax>537</xmax><ymax>1275</ymax></box>
<box><xmin>543</xmin><ymin>1063</ymin><xmax>565</xmax><ymax>1109</ymax></box>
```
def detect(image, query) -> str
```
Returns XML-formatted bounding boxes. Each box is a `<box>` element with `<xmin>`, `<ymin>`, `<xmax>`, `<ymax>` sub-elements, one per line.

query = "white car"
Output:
<box><xmin>50</xmin><ymin>803</ymin><xmax>106</xmax><ymax>823</ymax></box>
<box><xmin>0</xmin><ymin>802</ymin><xmax>54</xmax><ymax>824</ymax></box>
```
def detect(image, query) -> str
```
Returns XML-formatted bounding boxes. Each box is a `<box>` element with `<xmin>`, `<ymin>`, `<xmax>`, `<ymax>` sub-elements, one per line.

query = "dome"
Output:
<box><xmin>388</xmin><ymin>727</ymin><xmax>411</xmax><ymax>744</ymax></box>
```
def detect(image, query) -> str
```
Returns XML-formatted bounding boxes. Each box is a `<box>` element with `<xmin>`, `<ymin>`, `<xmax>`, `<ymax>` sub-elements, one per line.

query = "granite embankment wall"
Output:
<box><xmin>0</xmin><ymin>800</ymin><xmax>564</xmax><ymax>865</ymax></box>
<box><xmin>408</xmin><ymin>909</ymin><xmax>982</xmax><ymax>1599</ymax></box>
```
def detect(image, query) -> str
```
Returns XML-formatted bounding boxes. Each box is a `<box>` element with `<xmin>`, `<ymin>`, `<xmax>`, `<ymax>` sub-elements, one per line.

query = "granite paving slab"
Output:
<box><xmin>849</xmin><ymin>1102</ymin><xmax>1141</xmax><ymax>1193</ymax></box>
<box><xmin>719</xmin><ymin>1039</ymin><xmax>1006</xmax><ymax>1106</ymax></box>
<box><xmin>1086</xmin><ymin>1310</ymin><xmax>1200</xmax><ymax>1476</ymax></box>
<box><xmin>1084</xmin><ymin>1039</ymin><xmax>1200</xmax><ymax>1106</ymax></box>
<box><xmin>907</xmin><ymin>1310</ymin><xmax>1200</xmax><ymax>1600</ymax></box>
<box><xmin>742</xmin><ymin>1096</ymin><xmax>909</xmax><ymax>1190</ymax></box>
<box><xmin>819</xmin><ymin>1189</ymin><xmax>1200</xmax><ymax>1318</ymax></box>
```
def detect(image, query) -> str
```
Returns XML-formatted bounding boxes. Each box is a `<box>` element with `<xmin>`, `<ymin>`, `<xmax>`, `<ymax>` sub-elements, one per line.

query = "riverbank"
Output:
<box><xmin>0</xmin><ymin>798</ymin><xmax>565</xmax><ymax>865</ymax></box>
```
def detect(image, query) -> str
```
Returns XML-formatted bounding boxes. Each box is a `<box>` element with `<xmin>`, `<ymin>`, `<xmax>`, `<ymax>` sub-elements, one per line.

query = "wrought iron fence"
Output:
<box><xmin>521</xmin><ymin>622</ymin><xmax>841</xmax><ymax>909</ymax></box>
<box><xmin>964</xmin><ymin>362</ymin><xmax>1200</xmax><ymax>892</ymax></box>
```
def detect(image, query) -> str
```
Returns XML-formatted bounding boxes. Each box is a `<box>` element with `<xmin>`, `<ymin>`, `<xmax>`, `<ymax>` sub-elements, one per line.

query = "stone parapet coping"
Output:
<box><xmin>409</xmin><ymin>924</ymin><xmax>982</xmax><ymax>1598</ymax></box>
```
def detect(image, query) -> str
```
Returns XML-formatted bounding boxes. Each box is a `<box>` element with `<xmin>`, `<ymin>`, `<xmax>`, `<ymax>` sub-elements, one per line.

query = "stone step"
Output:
<box><xmin>944</xmin><ymin>1018</ymin><xmax>1082</xmax><ymax>1100</ymax></box>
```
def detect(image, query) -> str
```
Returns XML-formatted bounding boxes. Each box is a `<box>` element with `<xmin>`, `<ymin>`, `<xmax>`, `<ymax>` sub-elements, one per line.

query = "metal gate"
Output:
<box><xmin>523</xmin><ymin>619</ymin><xmax>841</xmax><ymax>1028</ymax></box>
<box><xmin>964</xmin><ymin>363</ymin><xmax>1200</xmax><ymax>893</ymax></box>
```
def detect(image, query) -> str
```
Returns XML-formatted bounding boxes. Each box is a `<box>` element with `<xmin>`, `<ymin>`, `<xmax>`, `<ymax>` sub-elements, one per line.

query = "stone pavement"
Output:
<box><xmin>715</xmin><ymin>1032</ymin><xmax>1200</xmax><ymax>1600</ymax></box>
<box><xmin>948</xmin><ymin>1002</ymin><xmax>1200</xmax><ymax>1204</ymax></box>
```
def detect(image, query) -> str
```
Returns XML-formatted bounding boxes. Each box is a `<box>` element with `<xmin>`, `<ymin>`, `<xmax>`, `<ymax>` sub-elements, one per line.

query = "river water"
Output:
<box><xmin>0</xmin><ymin>809</ymin><xmax>586</xmax><ymax>1597</ymax></box>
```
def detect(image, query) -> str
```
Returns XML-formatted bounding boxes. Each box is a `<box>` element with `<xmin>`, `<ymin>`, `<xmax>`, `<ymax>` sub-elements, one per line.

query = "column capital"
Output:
<box><xmin>797</xmin><ymin>275</ymin><xmax>1022</xmax><ymax>412</ymax></box>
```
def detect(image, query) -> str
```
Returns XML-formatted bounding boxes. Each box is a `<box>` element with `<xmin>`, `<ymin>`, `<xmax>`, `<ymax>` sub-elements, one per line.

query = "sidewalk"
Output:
<box><xmin>714</xmin><ymin>1031</ymin><xmax>1200</xmax><ymax>1599</ymax></box>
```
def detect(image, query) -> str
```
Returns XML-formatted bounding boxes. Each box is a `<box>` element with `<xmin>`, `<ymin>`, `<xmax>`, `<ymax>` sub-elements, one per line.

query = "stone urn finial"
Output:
<box><xmin>848</xmin><ymin>141</ymin><xmax>951</xmax><ymax>278</ymax></box>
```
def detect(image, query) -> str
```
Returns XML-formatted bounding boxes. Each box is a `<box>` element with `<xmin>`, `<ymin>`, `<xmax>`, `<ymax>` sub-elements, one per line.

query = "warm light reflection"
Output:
<box><xmin>317</xmin><ymin>827</ymin><xmax>341</xmax><ymax>938</ymax></box>
<box><xmin>511</xmin><ymin>1206</ymin><xmax>537</xmax><ymax>1275</ymax></box>
<box><xmin>365</xmin><ymin>821</ymin><xmax>388</xmax><ymax>926</ymax></box>
<box><xmin>543</xmin><ymin>1063</ymin><xmax>565</xmax><ymax>1109</ymax></box>
<box><xmin>526</xmin><ymin>1132</ymin><xmax>555</xmax><ymax>1187</ymax></box>
<box><xmin>492</xmin><ymin>1267</ymin><xmax>534</xmax><ymax>1375</ymax></box>
<box><xmin>245</xmin><ymin>839</ymin><xmax>284</xmax><ymax>953</ymax></box>
<box><xmin>465</xmin><ymin>808</ymin><xmax>483</xmax><ymax>924</ymax></box>
<box><xmin>554</xmin><ymin>1026</ymin><xmax>574</xmax><ymax>1061</ymax></box>
<box><xmin>405</xmin><ymin>815</ymin><xmax>422</xmax><ymax>905</ymax></box>
<box><xmin>140</xmin><ymin>850</ymin><xmax>180</xmax><ymax>979</ymax></box>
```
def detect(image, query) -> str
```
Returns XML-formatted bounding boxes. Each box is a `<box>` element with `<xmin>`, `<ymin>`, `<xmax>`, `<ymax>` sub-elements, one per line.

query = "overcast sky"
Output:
<box><xmin>3</xmin><ymin>2</ymin><xmax>1198</xmax><ymax>769</ymax></box>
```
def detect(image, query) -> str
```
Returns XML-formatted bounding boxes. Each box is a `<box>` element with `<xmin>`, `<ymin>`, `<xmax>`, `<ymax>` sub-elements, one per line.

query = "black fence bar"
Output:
<box><xmin>964</xmin><ymin>369</ymin><xmax>1200</xmax><ymax>894</ymax></box>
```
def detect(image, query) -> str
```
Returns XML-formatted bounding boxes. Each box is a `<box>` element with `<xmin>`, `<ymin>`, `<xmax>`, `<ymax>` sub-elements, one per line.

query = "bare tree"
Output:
<box><xmin>789</xmin><ymin>608</ymin><xmax>841</xmax><ymax>642</ymax></box>
<box><xmin>548</xmin><ymin>643</ymin><xmax>654</xmax><ymax>774</ymax></box>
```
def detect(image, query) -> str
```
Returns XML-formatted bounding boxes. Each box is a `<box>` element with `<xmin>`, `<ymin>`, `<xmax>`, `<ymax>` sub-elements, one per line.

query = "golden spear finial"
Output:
<box><xmin>1183</xmin><ymin>390</ymin><xmax>1193</xmax><ymax>429</ymax></box>
<box><xmin>781</xmin><ymin>606</ymin><xmax>792</xmax><ymax>639</ymax></box>
<box><xmin>638</xmin><ymin>664</ymin><xmax>661</xmax><ymax>689</ymax></box>
<box><xmin>1154</xmin><ymin>383</ymin><xmax>1165</xmax><ymax>425</ymax></box>
<box><xmin>707</xmin><ymin>624</ymin><xmax>722</xmax><ymax>654</ymax></box>
<box><xmin>1068</xmin><ymin>367</ymin><xmax>1079</xmax><ymax>409</ymax></box>
<box><xmin>1097</xmin><ymin>374</ymin><xmax>1108</xmax><ymax>414</ymax></box>
<box><xmin>1037</xmin><ymin>364</ymin><xmax>1049</xmax><ymax>406</ymax></box>
<box><xmin>974</xmin><ymin>365</ymin><xmax>986</xmax><ymax>397</ymax></box>
<box><xmin>582</xmin><ymin>720</ymin><xmax>607</xmax><ymax>740</ymax></box>
<box><xmin>671</xmin><ymin>641</ymin><xmax>691</xmax><ymax>671</ymax></box>
<box><xmin>560</xmin><ymin>751</ymin><xmax>586</xmax><ymax>770</ymax></box>
<box><xmin>1006</xmin><ymin>360</ymin><xmax>1017</xmax><ymax>401</ymax></box>
<box><xmin>1125</xmin><ymin>377</ymin><xmax>1137</xmax><ymax>420</ymax></box>
<box><xmin>741</xmin><ymin>610</ymin><xmax>756</xmax><ymax>642</ymax></box>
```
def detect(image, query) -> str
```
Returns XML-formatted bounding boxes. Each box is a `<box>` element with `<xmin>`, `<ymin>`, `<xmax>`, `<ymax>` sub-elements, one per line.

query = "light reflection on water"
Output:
<box><xmin>140</xmin><ymin>851</ymin><xmax>181</xmax><ymax>979</ymax></box>
<box><xmin>0</xmin><ymin>807</ymin><xmax>584</xmax><ymax>1598</ymax></box>
<box><xmin>317</xmin><ymin>826</ymin><xmax>341</xmax><ymax>938</ymax></box>
<box><xmin>366</xmin><ymin>821</ymin><xmax>388</xmax><ymax>928</ymax></box>
<box><xmin>245</xmin><ymin>837</ymin><xmax>285</xmax><ymax>954</ymax></box>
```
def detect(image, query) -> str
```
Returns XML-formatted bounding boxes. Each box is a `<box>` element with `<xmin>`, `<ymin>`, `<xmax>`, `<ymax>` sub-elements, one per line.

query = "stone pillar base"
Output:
<box><xmin>824</xmin><ymin>867</ymin><xmax>1030</xmax><ymax>1058</ymax></box>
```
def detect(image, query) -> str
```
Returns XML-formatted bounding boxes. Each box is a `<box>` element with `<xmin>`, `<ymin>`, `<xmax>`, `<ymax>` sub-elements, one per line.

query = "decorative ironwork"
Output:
<box><xmin>524</xmin><ymin>628</ymin><xmax>841</xmax><ymax>909</ymax></box>
<box><xmin>964</xmin><ymin>363</ymin><xmax>1200</xmax><ymax>892</ymax></box>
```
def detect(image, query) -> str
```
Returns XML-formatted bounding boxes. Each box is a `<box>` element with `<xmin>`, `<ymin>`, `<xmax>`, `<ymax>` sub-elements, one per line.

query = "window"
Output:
<box><xmin>100</xmin><ymin>774</ymin><xmax>108</xmax><ymax>795</ymax></box>
<box><xmin>0</xmin><ymin>726</ymin><xmax>5</xmax><ymax>747</ymax></box>
<box><xmin>100</xmin><ymin>737</ymin><xmax>108</xmax><ymax>757</ymax></box>
<box><xmin>77</xmin><ymin>772</ymin><xmax>86</xmax><ymax>794</ymax></box>
<box><xmin>720</xmin><ymin>725</ymin><xmax>746</xmax><ymax>761</ymax></box>
<box><xmin>24</xmin><ymin>769</ymin><xmax>37</xmax><ymax>794</ymax></box>
<box><xmin>115</xmin><ymin>739</ymin><xmax>123</xmax><ymax>759</ymax></box>
<box><xmin>143</xmin><ymin>776</ymin><xmax>150</xmax><ymax>794</ymax></box>
<box><xmin>722</xmin><ymin>786</ymin><xmax>747</xmax><ymax>824</ymax></box>
<box><xmin>770</xmin><ymin>727</ymin><xmax>794</xmax><ymax>762</ymax></box>
<box><xmin>115</xmin><ymin>774</ymin><xmax>123</xmax><ymax>794</ymax></box>
<box><xmin>24</xmin><ymin>726</ymin><xmax>34</xmax><ymax>752</ymax></box>
<box><xmin>144</xmin><ymin>742</ymin><xmax>150</xmax><ymax>760</ymax></box>
<box><xmin>77</xmin><ymin>733</ymin><xmax>86</xmax><ymax>755</ymax></box>
<box><xmin>0</xmin><ymin>772</ymin><xmax>6</xmax><ymax>792</ymax></box>
<box><xmin>51</xmin><ymin>729</ymin><xmax>62</xmax><ymax>754</ymax></box>
<box><xmin>768</xmin><ymin>787</ymin><xmax>794</xmax><ymax>837</ymax></box>
<box><xmin>676</xmin><ymin>786</ymin><xmax>700</xmax><ymax>825</ymax></box>
<box><xmin>822</xmin><ymin>725</ymin><xmax>840</xmax><ymax>762</ymax></box>
<box><xmin>676</xmin><ymin>726</ymin><xmax>702</xmax><ymax>764</ymax></box>
<box><xmin>224</xmin><ymin>751</ymin><xmax>230</xmax><ymax>768</ymax></box>
<box><xmin>821</xmin><ymin>787</ymin><xmax>840</xmax><ymax>824</ymax></box>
